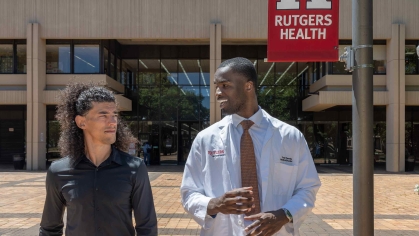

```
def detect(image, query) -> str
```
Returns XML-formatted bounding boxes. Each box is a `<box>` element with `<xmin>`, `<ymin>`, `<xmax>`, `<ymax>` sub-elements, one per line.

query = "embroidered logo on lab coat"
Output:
<box><xmin>280</xmin><ymin>156</ymin><xmax>293</xmax><ymax>162</ymax></box>
<box><xmin>208</xmin><ymin>150</ymin><xmax>225</xmax><ymax>157</ymax></box>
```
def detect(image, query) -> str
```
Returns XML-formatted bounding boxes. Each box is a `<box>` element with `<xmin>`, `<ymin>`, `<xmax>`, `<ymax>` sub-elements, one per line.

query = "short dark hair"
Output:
<box><xmin>56</xmin><ymin>82</ymin><xmax>137</xmax><ymax>164</ymax></box>
<box><xmin>218</xmin><ymin>57</ymin><xmax>257</xmax><ymax>88</ymax></box>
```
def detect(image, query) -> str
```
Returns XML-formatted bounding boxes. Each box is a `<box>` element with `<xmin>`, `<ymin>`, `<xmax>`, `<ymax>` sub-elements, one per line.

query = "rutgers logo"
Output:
<box><xmin>277</xmin><ymin>0</ymin><xmax>332</xmax><ymax>10</ymax></box>
<box><xmin>208</xmin><ymin>150</ymin><xmax>225</xmax><ymax>157</ymax></box>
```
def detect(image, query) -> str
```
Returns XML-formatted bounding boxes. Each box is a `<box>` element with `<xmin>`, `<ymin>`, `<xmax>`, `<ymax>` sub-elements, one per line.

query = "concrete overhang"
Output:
<box><xmin>0</xmin><ymin>91</ymin><xmax>26</xmax><ymax>104</ymax></box>
<box><xmin>406</xmin><ymin>75</ymin><xmax>419</xmax><ymax>86</ymax></box>
<box><xmin>46</xmin><ymin>74</ymin><xmax>125</xmax><ymax>94</ymax></box>
<box><xmin>310</xmin><ymin>75</ymin><xmax>386</xmax><ymax>93</ymax></box>
<box><xmin>406</xmin><ymin>91</ymin><xmax>419</xmax><ymax>105</ymax></box>
<box><xmin>43</xmin><ymin>91</ymin><xmax>132</xmax><ymax>111</ymax></box>
<box><xmin>302</xmin><ymin>91</ymin><xmax>388</xmax><ymax>112</ymax></box>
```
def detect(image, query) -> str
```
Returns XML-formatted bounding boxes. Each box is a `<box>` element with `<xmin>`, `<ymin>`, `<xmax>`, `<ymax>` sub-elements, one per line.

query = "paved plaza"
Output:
<box><xmin>0</xmin><ymin>165</ymin><xmax>418</xmax><ymax>236</ymax></box>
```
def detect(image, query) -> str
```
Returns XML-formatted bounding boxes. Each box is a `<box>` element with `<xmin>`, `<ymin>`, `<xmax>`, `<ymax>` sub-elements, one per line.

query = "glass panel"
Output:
<box><xmin>298</xmin><ymin>121</ymin><xmax>315</xmax><ymax>159</ymax></box>
<box><xmin>179</xmin><ymin>86</ymin><xmax>200</xmax><ymax>121</ymax></box>
<box><xmin>258</xmin><ymin>60</ymin><xmax>275</xmax><ymax>86</ymax></box>
<box><xmin>137</xmin><ymin>59</ymin><xmax>160</xmax><ymax>86</ymax></box>
<box><xmin>199</xmin><ymin>60</ymin><xmax>210</xmax><ymax>87</ymax></box>
<box><xmin>160</xmin><ymin>121</ymin><xmax>178</xmax><ymax>164</ymax></box>
<box><xmin>117</xmin><ymin>58</ymin><xmax>121</xmax><ymax>82</ymax></box>
<box><xmin>110</xmin><ymin>53</ymin><xmax>115</xmax><ymax>79</ymax></box>
<box><xmin>178</xmin><ymin>122</ymin><xmax>199</xmax><ymax>163</ymax></box>
<box><xmin>0</xmin><ymin>44</ymin><xmax>13</xmax><ymax>73</ymax></box>
<box><xmin>274</xmin><ymin>62</ymin><xmax>297</xmax><ymax>86</ymax></box>
<box><xmin>200</xmin><ymin>86</ymin><xmax>210</xmax><ymax>120</ymax></box>
<box><xmin>122</xmin><ymin>59</ymin><xmax>137</xmax><ymax>88</ymax></box>
<box><xmin>121</xmin><ymin>60</ymin><xmax>129</xmax><ymax>86</ymax></box>
<box><xmin>178</xmin><ymin>60</ymin><xmax>200</xmax><ymax>85</ymax></box>
<box><xmin>161</xmin><ymin>95</ymin><xmax>178</xmax><ymax>121</ymax></box>
<box><xmin>331</xmin><ymin>61</ymin><xmax>351</xmax><ymax>74</ymax></box>
<box><xmin>103</xmin><ymin>47</ymin><xmax>109</xmax><ymax>75</ymax></box>
<box><xmin>16</xmin><ymin>45</ymin><xmax>26</xmax><ymax>73</ymax></box>
<box><xmin>47</xmin><ymin>120</ymin><xmax>60</xmax><ymax>159</ymax></box>
<box><xmin>405</xmin><ymin>45</ymin><xmax>417</xmax><ymax>74</ymax></box>
<box><xmin>373</xmin><ymin>60</ymin><xmax>386</xmax><ymax>74</ymax></box>
<box><xmin>46</xmin><ymin>44</ymin><xmax>71</xmax><ymax>73</ymax></box>
<box><xmin>160</xmin><ymin>59</ymin><xmax>178</xmax><ymax>86</ymax></box>
<box><xmin>313</xmin><ymin>121</ymin><xmax>338</xmax><ymax>164</ymax></box>
<box><xmin>373</xmin><ymin>122</ymin><xmax>386</xmax><ymax>163</ymax></box>
<box><xmin>74</xmin><ymin>45</ymin><xmax>99</xmax><ymax>73</ymax></box>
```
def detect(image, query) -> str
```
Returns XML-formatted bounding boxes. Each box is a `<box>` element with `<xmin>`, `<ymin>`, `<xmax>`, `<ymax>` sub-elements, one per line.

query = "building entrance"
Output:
<box><xmin>178</xmin><ymin>121</ymin><xmax>199</xmax><ymax>164</ymax></box>
<box><xmin>0</xmin><ymin>120</ymin><xmax>25</xmax><ymax>164</ymax></box>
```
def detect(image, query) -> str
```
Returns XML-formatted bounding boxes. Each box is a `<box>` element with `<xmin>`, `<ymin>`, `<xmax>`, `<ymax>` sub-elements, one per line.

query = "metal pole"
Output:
<box><xmin>352</xmin><ymin>0</ymin><xmax>374</xmax><ymax>235</ymax></box>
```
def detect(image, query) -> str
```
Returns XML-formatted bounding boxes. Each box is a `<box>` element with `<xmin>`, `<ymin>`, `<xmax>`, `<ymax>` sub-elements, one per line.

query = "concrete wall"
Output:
<box><xmin>1</xmin><ymin>0</ymin><xmax>419</xmax><ymax>40</ymax></box>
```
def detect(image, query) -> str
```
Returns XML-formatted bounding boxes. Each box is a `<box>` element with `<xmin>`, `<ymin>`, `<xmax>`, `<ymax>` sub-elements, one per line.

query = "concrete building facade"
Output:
<box><xmin>0</xmin><ymin>0</ymin><xmax>418</xmax><ymax>172</ymax></box>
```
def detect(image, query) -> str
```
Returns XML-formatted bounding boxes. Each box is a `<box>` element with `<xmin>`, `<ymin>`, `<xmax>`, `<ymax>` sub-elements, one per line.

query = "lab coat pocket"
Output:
<box><xmin>273</xmin><ymin>162</ymin><xmax>296</xmax><ymax>196</ymax></box>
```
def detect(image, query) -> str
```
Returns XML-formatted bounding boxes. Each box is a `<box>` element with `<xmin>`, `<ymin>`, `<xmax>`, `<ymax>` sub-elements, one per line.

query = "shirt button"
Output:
<box><xmin>238</xmin><ymin>219</ymin><xmax>243</xmax><ymax>225</ymax></box>
<box><xmin>96</xmin><ymin>188</ymin><xmax>98</xmax><ymax>191</ymax></box>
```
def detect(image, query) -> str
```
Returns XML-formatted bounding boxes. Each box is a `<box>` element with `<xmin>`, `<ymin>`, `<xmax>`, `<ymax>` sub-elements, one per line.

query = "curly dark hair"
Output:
<box><xmin>55</xmin><ymin>82</ymin><xmax>138</xmax><ymax>164</ymax></box>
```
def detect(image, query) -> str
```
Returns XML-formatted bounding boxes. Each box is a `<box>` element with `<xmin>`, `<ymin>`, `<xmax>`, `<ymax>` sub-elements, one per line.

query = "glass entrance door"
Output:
<box><xmin>313</xmin><ymin>121</ymin><xmax>338</xmax><ymax>164</ymax></box>
<box><xmin>178</xmin><ymin>122</ymin><xmax>199</xmax><ymax>164</ymax></box>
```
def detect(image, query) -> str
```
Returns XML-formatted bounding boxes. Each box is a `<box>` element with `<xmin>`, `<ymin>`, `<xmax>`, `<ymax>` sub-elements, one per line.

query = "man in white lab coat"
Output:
<box><xmin>180</xmin><ymin>57</ymin><xmax>321</xmax><ymax>236</ymax></box>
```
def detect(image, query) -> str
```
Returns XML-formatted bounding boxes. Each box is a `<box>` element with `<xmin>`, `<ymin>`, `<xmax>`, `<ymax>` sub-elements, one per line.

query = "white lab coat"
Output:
<box><xmin>180</xmin><ymin>110</ymin><xmax>321</xmax><ymax>236</ymax></box>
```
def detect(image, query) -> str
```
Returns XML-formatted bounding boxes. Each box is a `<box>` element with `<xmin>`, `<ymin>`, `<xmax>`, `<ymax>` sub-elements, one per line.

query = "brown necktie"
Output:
<box><xmin>240</xmin><ymin>120</ymin><xmax>261</xmax><ymax>216</ymax></box>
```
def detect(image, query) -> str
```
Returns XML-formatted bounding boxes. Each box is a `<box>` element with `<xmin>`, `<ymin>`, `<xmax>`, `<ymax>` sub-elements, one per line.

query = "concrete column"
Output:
<box><xmin>27</xmin><ymin>23</ymin><xmax>47</xmax><ymax>170</ymax></box>
<box><xmin>386</xmin><ymin>24</ymin><xmax>405</xmax><ymax>172</ymax></box>
<box><xmin>26</xmin><ymin>24</ymin><xmax>33</xmax><ymax>170</ymax></box>
<box><xmin>210</xmin><ymin>23</ymin><xmax>222</xmax><ymax>124</ymax></box>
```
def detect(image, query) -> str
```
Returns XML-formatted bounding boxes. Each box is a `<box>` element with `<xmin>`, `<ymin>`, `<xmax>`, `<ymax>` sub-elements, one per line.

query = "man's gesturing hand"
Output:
<box><xmin>244</xmin><ymin>209</ymin><xmax>289</xmax><ymax>236</ymax></box>
<box><xmin>207</xmin><ymin>187</ymin><xmax>255</xmax><ymax>216</ymax></box>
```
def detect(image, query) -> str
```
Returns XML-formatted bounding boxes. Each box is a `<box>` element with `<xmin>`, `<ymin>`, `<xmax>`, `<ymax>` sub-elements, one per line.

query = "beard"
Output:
<box><xmin>221</xmin><ymin>100</ymin><xmax>246</xmax><ymax>115</ymax></box>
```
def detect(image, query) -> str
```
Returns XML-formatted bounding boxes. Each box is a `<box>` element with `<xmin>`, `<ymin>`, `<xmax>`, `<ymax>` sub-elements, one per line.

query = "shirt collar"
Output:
<box><xmin>231</xmin><ymin>106</ymin><xmax>263</xmax><ymax>128</ymax></box>
<box><xmin>75</xmin><ymin>145</ymin><xmax>122</xmax><ymax>166</ymax></box>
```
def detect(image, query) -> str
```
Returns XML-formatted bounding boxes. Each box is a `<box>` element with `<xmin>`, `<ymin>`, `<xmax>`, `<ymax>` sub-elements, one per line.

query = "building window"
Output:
<box><xmin>405</xmin><ymin>44</ymin><xmax>417</xmax><ymax>74</ymax></box>
<box><xmin>110</xmin><ymin>53</ymin><xmax>115</xmax><ymax>79</ymax></box>
<box><xmin>0</xmin><ymin>44</ymin><xmax>13</xmax><ymax>73</ymax></box>
<box><xmin>116</xmin><ymin>57</ymin><xmax>121</xmax><ymax>82</ymax></box>
<box><xmin>104</xmin><ymin>47</ymin><xmax>109</xmax><ymax>75</ymax></box>
<box><xmin>373</xmin><ymin>60</ymin><xmax>386</xmax><ymax>74</ymax></box>
<box><xmin>46</xmin><ymin>44</ymin><xmax>71</xmax><ymax>73</ymax></box>
<box><xmin>16</xmin><ymin>44</ymin><xmax>27</xmax><ymax>73</ymax></box>
<box><xmin>46</xmin><ymin>40</ymin><xmax>106</xmax><ymax>74</ymax></box>
<box><xmin>74</xmin><ymin>44</ymin><xmax>100</xmax><ymax>73</ymax></box>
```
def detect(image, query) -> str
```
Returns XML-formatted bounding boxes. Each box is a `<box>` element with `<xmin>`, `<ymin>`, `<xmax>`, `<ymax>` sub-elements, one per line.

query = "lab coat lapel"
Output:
<box><xmin>260</xmin><ymin>121</ymin><xmax>275</xmax><ymax>206</ymax></box>
<box><xmin>219</xmin><ymin>123</ymin><xmax>234</xmax><ymax>190</ymax></box>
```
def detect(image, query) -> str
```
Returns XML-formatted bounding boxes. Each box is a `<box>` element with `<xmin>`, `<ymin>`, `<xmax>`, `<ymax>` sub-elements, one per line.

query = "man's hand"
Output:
<box><xmin>244</xmin><ymin>209</ymin><xmax>289</xmax><ymax>236</ymax></box>
<box><xmin>207</xmin><ymin>187</ymin><xmax>255</xmax><ymax>216</ymax></box>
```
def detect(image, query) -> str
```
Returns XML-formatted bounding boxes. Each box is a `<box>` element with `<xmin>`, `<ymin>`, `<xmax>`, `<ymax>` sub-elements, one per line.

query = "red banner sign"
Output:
<box><xmin>267</xmin><ymin>0</ymin><xmax>339</xmax><ymax>62</ymax></box>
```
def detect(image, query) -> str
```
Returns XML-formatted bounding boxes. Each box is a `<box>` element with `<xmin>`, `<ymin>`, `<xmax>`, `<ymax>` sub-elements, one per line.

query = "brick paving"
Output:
<box><xmin>0</xmin><ymin>165</ymin><xmax>418</xmax><ymax>236</ymax></box>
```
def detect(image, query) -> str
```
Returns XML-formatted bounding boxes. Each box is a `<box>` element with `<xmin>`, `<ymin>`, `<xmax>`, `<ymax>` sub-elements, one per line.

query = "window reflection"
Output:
<box><xmin>274</xmin><ymin>62</ymin><xmax>297</xmax><ymax>86</ymax></box>
<box><xmin>0</xmin><ymin>44</ymin><xmax>13</xmax><ymax>73</ymax></box>
<box><xmin>178</xmin><ymin>60</ymin><xmax>200</xmax><ymax>85</ymax></box>
<box><xmin>110</xmin><ymin>53</ymin><xmax>115</xmax><ymax>79</ymax></box>
<box><xmin>16</xmin><ymin>45</ymin><xmax>26</xmax><ymax>73</ymax></box>
<box><xmin>74</xmin><ymin>45</ymin><xmax>99</xmax><ymax>73</ymax></box>
<box><xmin>104</xmin><ymin>47</ymin><xmax>109</xmax><ymax>75</ymax></box>
<box><xmin>46</xmin><ymin>45</ymin><xmax>71</xmax><ymax>73</ymax></box>
<box><xmin>374</xmin><ymin>60</ymin><xmax>386</xmax><ymax>74</ymax></box>
<box><xmin>405</xmin><ymin>45</ymin><xmax>417</xmax><ymax>74</ymax></box>
<box><xmin>116</xmin><ymin>58</ymin><xmax>121</xmax><ymax>82</ymax></box>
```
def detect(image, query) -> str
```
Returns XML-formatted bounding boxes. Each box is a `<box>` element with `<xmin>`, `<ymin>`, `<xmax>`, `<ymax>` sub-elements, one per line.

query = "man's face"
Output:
<box><xmin>76</xmin><ymin>102</ymin><xmax>118</xmax><ymax>145</ymax></box>
<box><xmin>214</xmin><ymin>66</ymin><xmax>249</xmax><ymax>115</ymax></box>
